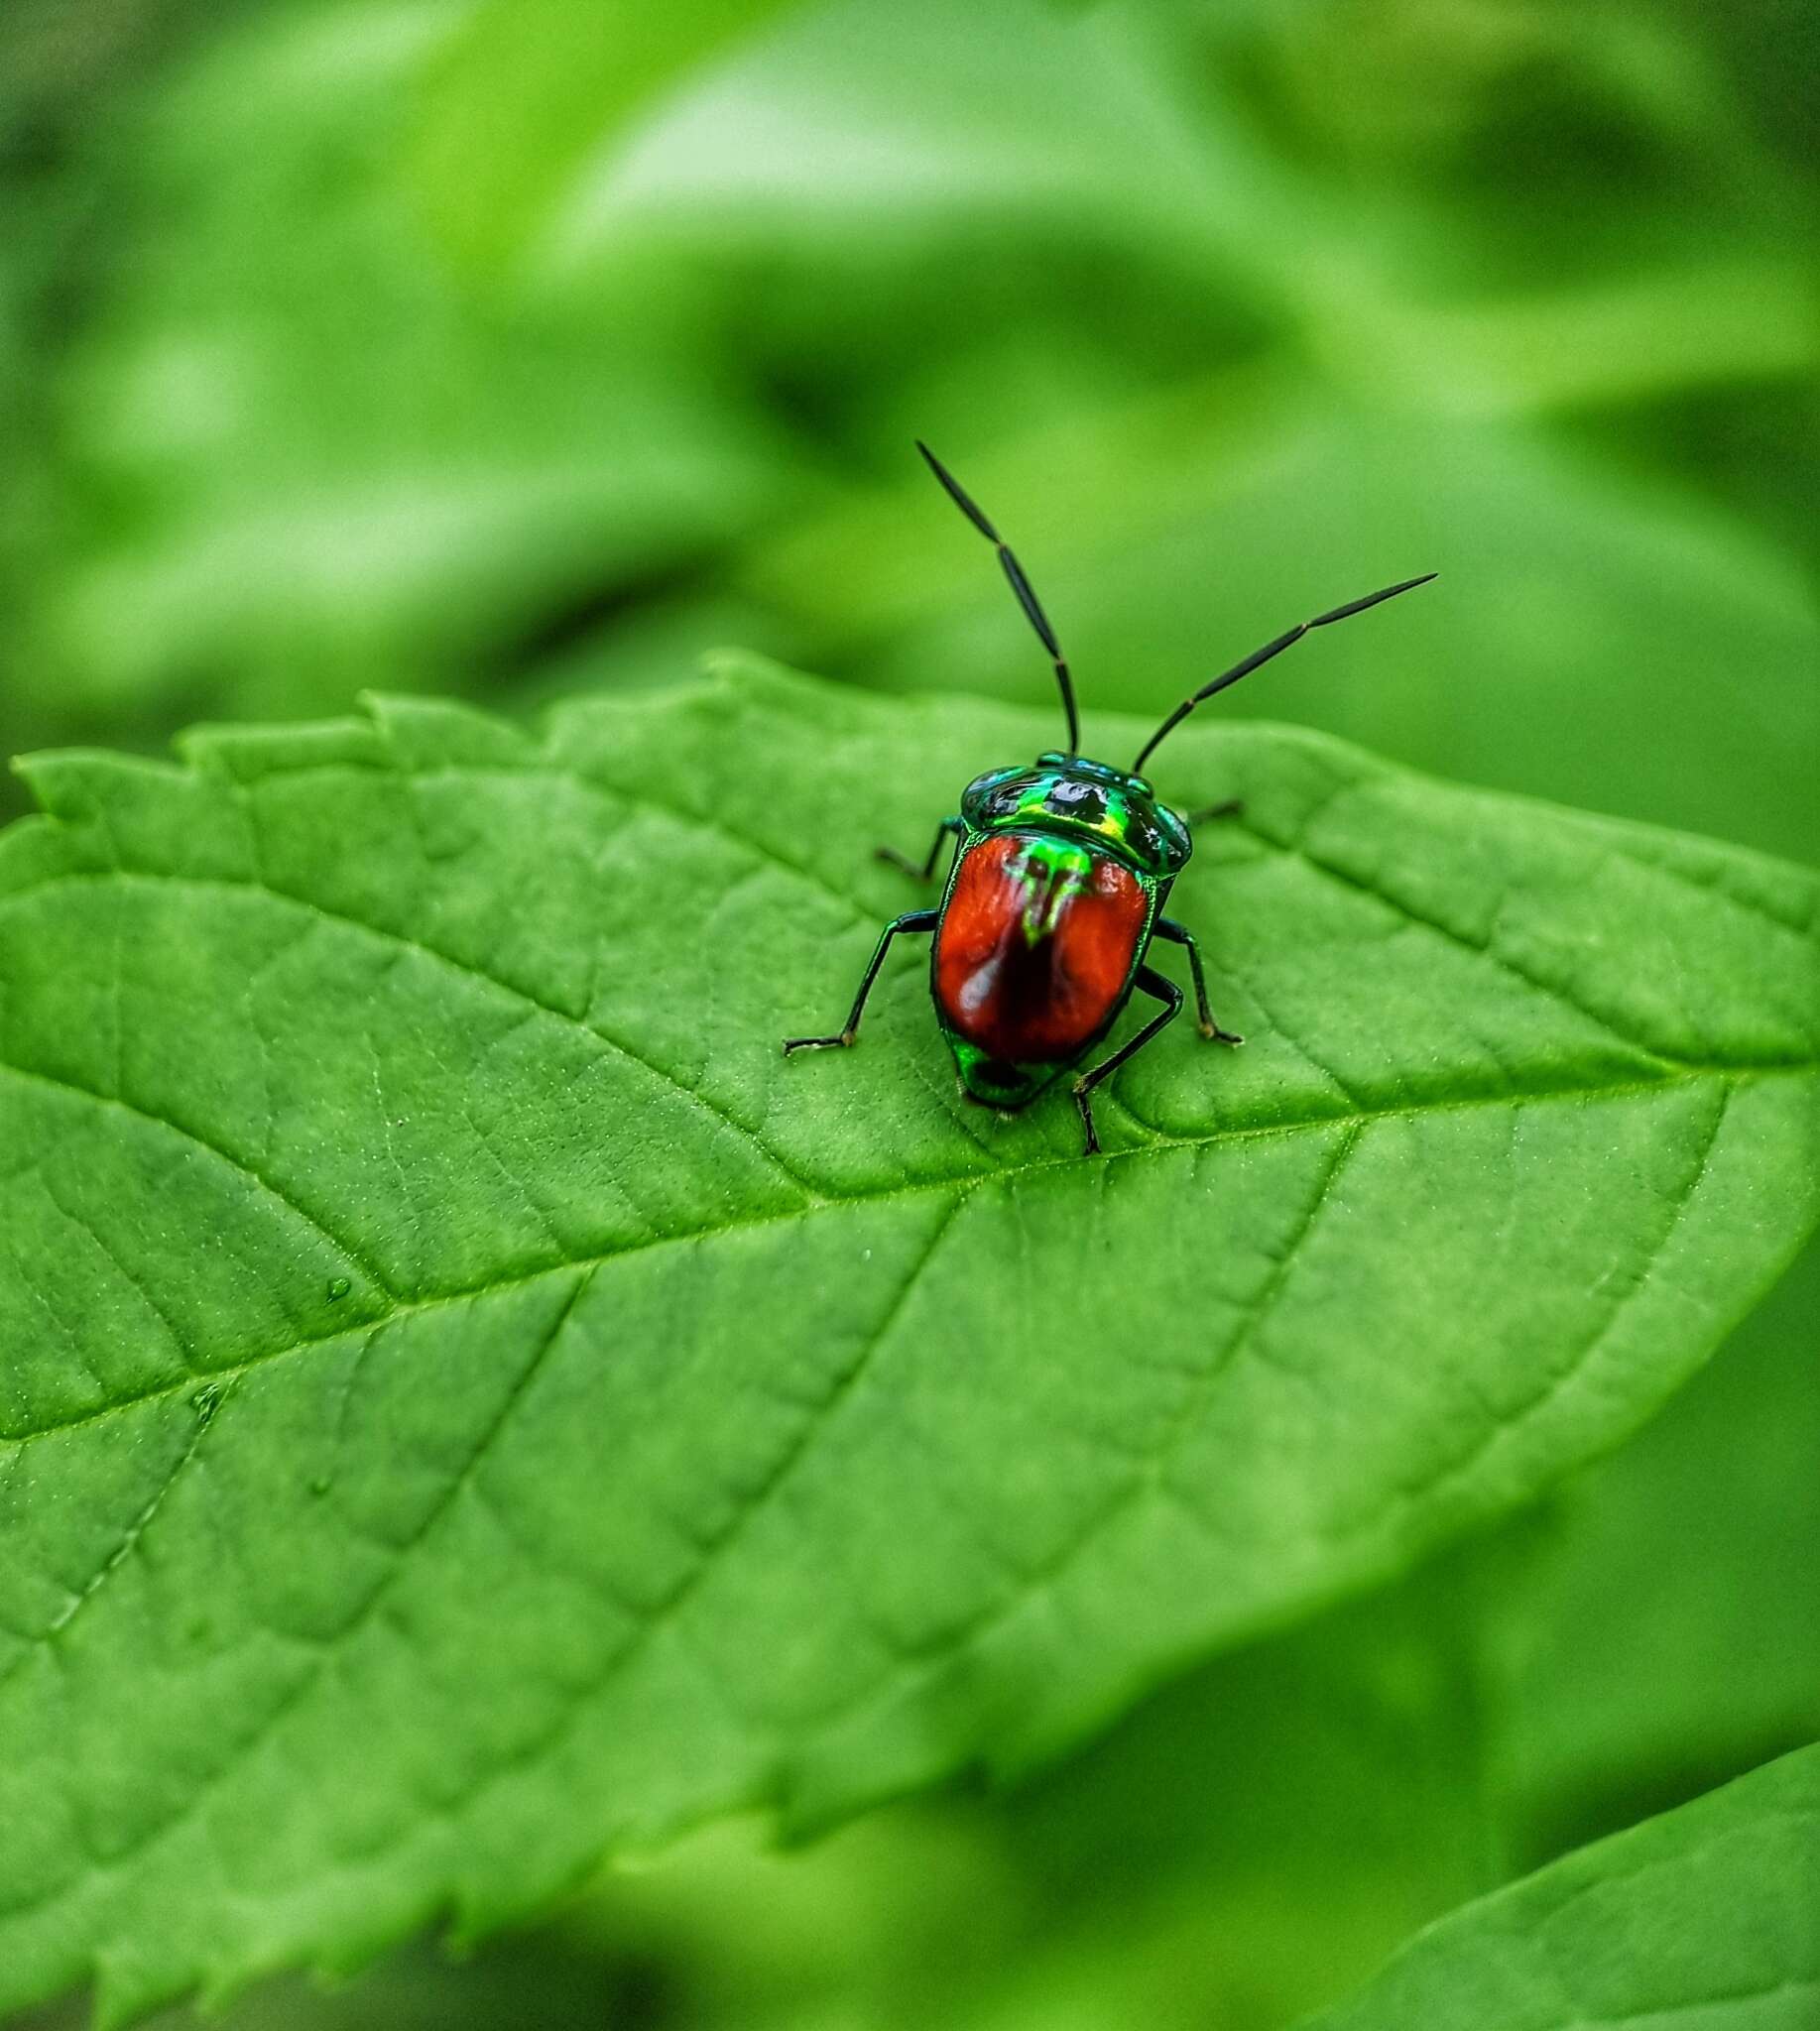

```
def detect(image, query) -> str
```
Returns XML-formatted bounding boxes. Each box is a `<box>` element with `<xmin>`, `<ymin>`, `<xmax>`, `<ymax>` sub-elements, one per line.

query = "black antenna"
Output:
<box><xmin>1132</xmin><ymin>574</ymin><xmax>1436</xmax><ymax>776</ymax></box>
<box><xmin>917</xmin><ymin>440</ymin><xmax>1080</xmax><ymax>756</ymax></box>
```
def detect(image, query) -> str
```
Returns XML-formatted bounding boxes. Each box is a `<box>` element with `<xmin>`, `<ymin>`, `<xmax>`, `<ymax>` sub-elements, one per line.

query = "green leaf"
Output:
<box><xmin>3</xmin><ymin>1545</ymin><xmax>1507</xmax><ymax>2031</ymax></box>
<box><xmin>1485</xmin><ymin>1236</ymin><xmax>1820</xmax><ymax>1866</ymax></box>
<box><xmin>562</xmin><ymin>1559</ymin><xmax>1499</xmax><ymax>2031</ymax></box>
<box><xmin>406</xmin><ymin>0</ymin><xmax>802</xmax><ymax>274</ymax></box>
<box><xmin>5</xmin><ymin>3</ymin><xmax>785</xmax><ymax>766</ymax></box>
<box><xmin>1</xmin><ymin>657</ymin><xmax>1815</xmax><ymax>2023</ymax></box>
<box><xmin>1297</xmin><ymin>1741</ymin><xmax>1820</xmax><ymax>2031</ymax></box>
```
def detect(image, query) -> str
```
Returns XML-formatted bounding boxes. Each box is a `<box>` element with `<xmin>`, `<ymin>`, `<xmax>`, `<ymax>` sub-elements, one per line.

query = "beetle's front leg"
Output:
<box><xmin>1153</xmin><ymin>916</ymin><xmax>1243</xmax><ymax>1044</ymax></box>
<box><xmin>784</xmin><ymin>909</ymin><xmax>939</xmax><ymax>1054</ymax></box>
<box><xmin>875</xmin><ymin>815</ymin><xmax>962</xmax><ymax>882</ymax></box>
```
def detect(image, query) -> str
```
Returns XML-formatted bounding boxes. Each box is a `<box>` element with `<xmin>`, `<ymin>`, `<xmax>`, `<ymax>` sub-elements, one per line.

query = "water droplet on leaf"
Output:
<box><xmin>326</xmin><ymin>1276</ymin><xmax>352</xmax><ymax>1301</ymax></box>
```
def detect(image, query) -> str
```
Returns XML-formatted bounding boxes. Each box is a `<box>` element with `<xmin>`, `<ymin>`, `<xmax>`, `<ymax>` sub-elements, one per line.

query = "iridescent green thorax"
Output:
<box><xmin>958</xmin><ymin>751</ymin><xmax>1192</xmax><ymax>878</ymax></box>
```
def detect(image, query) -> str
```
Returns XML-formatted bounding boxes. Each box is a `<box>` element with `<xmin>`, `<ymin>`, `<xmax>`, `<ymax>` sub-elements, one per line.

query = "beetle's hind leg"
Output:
<box><xmin>784</xmin><ymin>909</ymin><xmax>939</xmax><ymax>1054</ymax></box>
<box><xmin>875</xmin><ymin>815</ymin><xmax>962</xmax><ymax>882</ymax></box>
<box><xmin>1072</xmin><ymin>965</ymin><xmax>1183</xmax><ymax>1156</ymax></box>
<box><xmin>1153</xmin><ymin>917</ymin><xmax>1243</xmax><ymax>1044</ymax></box>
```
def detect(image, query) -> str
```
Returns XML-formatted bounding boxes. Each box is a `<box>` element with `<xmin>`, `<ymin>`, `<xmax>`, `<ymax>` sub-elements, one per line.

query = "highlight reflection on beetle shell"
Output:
<box><xmin>934</xmin><ymin>834</ymin><xmax>1147</xmax><ymax>1066</ymax></box>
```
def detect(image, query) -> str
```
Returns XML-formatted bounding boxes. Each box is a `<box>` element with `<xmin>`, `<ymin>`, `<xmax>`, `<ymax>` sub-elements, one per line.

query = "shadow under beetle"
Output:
<box><xmin>785</xmin><ymin>443</ymin><xmax>1434</xmax><ymax>1154</ymax></box>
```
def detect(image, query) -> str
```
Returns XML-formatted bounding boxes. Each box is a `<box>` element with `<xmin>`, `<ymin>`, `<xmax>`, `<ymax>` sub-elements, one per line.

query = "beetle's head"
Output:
<box><xmin>959</xmin><ymin>753</ymin><xmax>1191</xmax><ymax>878</ymax></box>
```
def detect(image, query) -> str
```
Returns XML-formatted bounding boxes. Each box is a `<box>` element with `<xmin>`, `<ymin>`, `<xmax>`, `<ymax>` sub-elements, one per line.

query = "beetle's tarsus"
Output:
<box><xmin>787</xmin><ymin>908</ymin><xmax>939</xmax><ymax>1065</ymax></box>
<box><xmin>1187</xmin><ymin>796</ymin><xmax>1244</xmax><ymax>823</ymax></box>
<box><xmin>1153</xmin><ymin>915</ymin><xmax>1239</xmax><ymax>1044</ymax></box>
<box><xmin>1073</xmin><ymin>1081</ymin><xmax>1101</xmax><ymax>1156</ymax></box>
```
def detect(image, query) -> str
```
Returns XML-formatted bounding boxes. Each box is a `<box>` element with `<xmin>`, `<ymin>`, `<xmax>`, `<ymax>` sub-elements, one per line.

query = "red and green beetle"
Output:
<box><xmin>786</xmin><ymin>443</ymin><xmax>1433</xmax><ymax>1153</ymax></box>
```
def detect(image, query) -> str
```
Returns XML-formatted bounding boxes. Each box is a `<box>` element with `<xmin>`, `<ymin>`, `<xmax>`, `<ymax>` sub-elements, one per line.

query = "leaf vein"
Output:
<box><xmin>636</xmin><ymin>1188</ymin><xmax>971</xmax><ymax>1706</ymax></box>
<box><xmin>1369</xmin><ymin>1078</ymin><xmax>1735</xmax><ymax>1533</ymax></box>
<box><xmin>2</xmin><ymin>1068</ymin><xmax>1805</xmax><ymax>1450</ymax></box>
<box><xmin>0</xmin><ymin>1197</ymin><xmax>970</xmax><ymax>1929</ymax></box>
<box><xmin>0</xmin><ymin>1058</ymin><xmax>396</xmax><ymax>1301</ymax></box>
<box><xmin>0</xmin><ymin>1270</ymin><xmax>599</xmax><ymax>1931</ymax></box>
<box><xmin>0</xmin><ymin>1379</ymin><xmax>234</xmax><ymax>1695</ymax></box>
<box><xmin>1243</xmin><ymin>815</ymin><xmax>1708</xmax><ymax>1067</ymax></box>
<box><xmin>12</xmin><ymin>869</ymin><xmax>820</xmax><ymax>1198</ymax></box>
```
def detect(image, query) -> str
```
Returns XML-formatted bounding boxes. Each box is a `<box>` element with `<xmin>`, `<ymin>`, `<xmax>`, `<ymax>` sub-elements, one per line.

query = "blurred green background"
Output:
<box><xmin>5</xmin><ymin>1</ymin><xmax>1815</xmax><ymax>2027</ymax></box>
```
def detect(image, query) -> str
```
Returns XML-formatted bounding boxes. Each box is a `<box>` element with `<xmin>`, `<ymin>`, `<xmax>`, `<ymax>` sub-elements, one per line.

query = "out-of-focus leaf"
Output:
<box><xmin>2</xmin><ymin>661</ymin><xmax>1815</xmax><ymax>2022</ymax></box>
<box><xmin>1483</xmin><ymin>1235</ymin><xmax>1820</xmax><ymax>1864</ymax></box>
<box><xmin>546</xmin><ymin>0</ymin><xmax>1817</xmax><ymax>411</ymax></box>
<box><xmin>746</xmin><ymin>398</ymin><xmax>1820</xmax><ymax>862</ymax></box>
<box><xmin>6</xmin><ymin>1</ymin><xmax>787</xmax><ymax>762</ymax></box>
<box><xmin>13</xmin><ymin>0</ymin><xmax>1814</xmax><ymax>856</ymax></box>
<box><xmin>11</xmin><ymin>1930</ymin><xmax>635</xmax><ymax>2031</ymax></box>
<box><xmin>1297</xmin><ymin>1741</ymin><xmax>1820</xmax><ymax>2031</ymax></box>
<box><xmin>406</xmin><ymin>0</ymin><xmax>802</xmax><ymax>275</ymax></box>
<box><xmin>571</xmin><ymin>1567</ymin><xmax>1496</xmax><ymax>2031</ymax></box>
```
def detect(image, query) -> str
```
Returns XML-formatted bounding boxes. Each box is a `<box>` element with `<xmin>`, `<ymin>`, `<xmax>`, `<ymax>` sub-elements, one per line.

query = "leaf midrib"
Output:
<box><xmin>13</xmin><ymin>739</ymin><xmax>1808</xmax><ymax>1231</ymax></box>
<box><xmin>5</xmin><ymin>1055</ymin><xmax>1804</xmax><ymax>1449</ymax></box>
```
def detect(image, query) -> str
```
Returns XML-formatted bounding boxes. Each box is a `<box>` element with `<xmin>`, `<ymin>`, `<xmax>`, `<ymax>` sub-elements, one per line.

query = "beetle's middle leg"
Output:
<box><xmin>876</xmin><ymin>815</ymin><xmax>962</xmax><ymax>882</ymax></box>
<box><xmin>784</xmin><ymin>909</ymin><xmax>939</xmax><ymax>1054</ymax></box>
<box><xmin>1153</xmin><ymin>916</ymin><xmax>1244</xmax><ymax>1044</ymax></box>
<box><xmin>1072</xmin><ymin>965</ymin><xmax>1183</xmax><ymax>1156</ymax></box>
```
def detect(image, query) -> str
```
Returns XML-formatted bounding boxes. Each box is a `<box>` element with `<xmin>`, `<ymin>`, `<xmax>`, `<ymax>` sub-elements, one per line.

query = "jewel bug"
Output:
<box><xmin>786</xmin><ymin>442</ymin><xmax>1434</xmax><ymax>1154</ymax></box>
